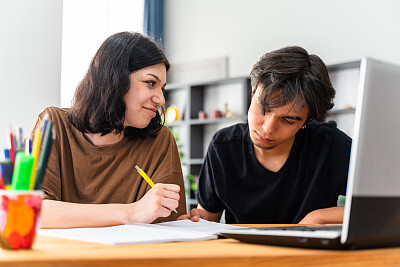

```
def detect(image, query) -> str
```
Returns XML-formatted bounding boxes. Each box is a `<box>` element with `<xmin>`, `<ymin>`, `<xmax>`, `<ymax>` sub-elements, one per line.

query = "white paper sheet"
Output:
<box><xmin>38</xmin><ymin>219</ymin><xmax>246</xmax><ymax>245</ymax></box>
<box><xmin>149</xmin><ymin>219</ymin><xmax>245</xmax><ymax>235</ymax></box>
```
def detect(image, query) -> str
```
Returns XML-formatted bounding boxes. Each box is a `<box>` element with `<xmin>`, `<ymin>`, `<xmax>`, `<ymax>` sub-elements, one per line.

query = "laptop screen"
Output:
<box><xmin>342</xmin><ymin>58</ymin><xmax>400</xmax><ymax>246</ymax></box>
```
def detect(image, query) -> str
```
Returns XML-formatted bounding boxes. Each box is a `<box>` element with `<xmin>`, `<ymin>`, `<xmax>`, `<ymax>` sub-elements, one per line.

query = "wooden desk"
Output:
<box><xmin>0</xmin><ymin>226</ymin><xmax>400</xmax><ymax>266</ymax></box>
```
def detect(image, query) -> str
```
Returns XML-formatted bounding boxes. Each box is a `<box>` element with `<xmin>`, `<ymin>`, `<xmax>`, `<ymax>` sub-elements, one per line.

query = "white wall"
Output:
<box><xmin>0</xmin><ymin>0</ymin><xmax>62</xmax><ymax>150</ymax></box>
<box><xmin>164</xmin><ymin>0</ymin><xmax>400</xmax><ymax>78</ymax></box>
<box><xmin>61</xmin><ymin>0</ymin><xmax>144</xmax><ymax>107</ymax></box>
<box><xmin>2</xmin><ymin>0</ymin><xmax>398</xmax><ymax>150</ymax></box>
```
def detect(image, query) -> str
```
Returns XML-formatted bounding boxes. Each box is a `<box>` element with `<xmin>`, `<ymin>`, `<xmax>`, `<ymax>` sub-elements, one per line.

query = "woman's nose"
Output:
<box><xmin>152</xmin><ymin>91</ymin><xmax>165</xmax><ymax>107</ymax></box>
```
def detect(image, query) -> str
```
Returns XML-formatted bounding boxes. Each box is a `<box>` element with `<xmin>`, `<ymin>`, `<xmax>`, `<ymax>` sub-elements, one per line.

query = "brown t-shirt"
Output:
<box><xmin>30</xmin><ymin>107</ymin><xmax>186</xmax><ymax>222</ymax></box>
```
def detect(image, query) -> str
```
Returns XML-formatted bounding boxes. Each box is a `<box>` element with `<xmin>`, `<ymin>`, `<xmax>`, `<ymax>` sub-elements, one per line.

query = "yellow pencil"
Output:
<box><xmin>29</xmin><ymin>113</ymin><xmax>49</xmax><ymax>189</ymax></box>
<box><xmin>29</xmin><ymin>130</ymin><xmax>42</xmax><ymax>190</ymax></box>
<box><xmin>135</xmin><ymin>165</ymin><xmax>178</xmax><ymax>213</ymax></box>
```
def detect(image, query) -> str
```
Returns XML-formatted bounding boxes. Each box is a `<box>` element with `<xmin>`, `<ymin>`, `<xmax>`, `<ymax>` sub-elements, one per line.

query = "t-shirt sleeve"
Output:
<box><xmin>196</xmin><ymin>141</ymin><xmax>225</xmax><ymax>213</ymax></box>
<box><xmin>328</xmin><ymin>128</ymin><xmax>352</xmax><ymax>196</ymax></box>
<box><xmin>29</xmin><ymin>107</ymin><xmax>62</xmax><ymax>200</ymax></box>
<box><xmin>41</xmin><ymin>142</ymin><xmax>62</xmax><ymax>200</ymax></box>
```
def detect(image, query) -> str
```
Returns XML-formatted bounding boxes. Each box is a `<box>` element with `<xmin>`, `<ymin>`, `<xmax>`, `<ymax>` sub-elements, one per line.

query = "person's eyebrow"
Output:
<box><xmin>147</xmin><ymin>73</ymin><xmax>166</xmax><ymax>87</ymax></box>
<box><xmin>282</xmin><ymin>115</ymin><xmax>304</xmax><ymax>121</ymax></box>
<box><xmin>147</xmin><ymin>73</ymin><xmax>161</xmax><ymax>81</ymax></box>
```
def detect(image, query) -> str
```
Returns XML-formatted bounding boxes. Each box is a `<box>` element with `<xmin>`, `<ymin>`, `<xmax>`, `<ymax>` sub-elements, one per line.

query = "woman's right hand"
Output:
<box><xmin>129</xmin><ymin>183</ymin><xmax>180</xmax><ymax>223</ymax></box>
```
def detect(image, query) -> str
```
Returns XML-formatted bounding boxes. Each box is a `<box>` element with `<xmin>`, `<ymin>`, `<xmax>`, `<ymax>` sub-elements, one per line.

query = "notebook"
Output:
<box><xmin>38</xmin><ymin>219</ymin><xmax>245</xmax><ymax>245</ymax></box>
<box><xmin>220</xmin><ymin>58</ymin><xmax>400</xmax><ymax>249</ymax></box>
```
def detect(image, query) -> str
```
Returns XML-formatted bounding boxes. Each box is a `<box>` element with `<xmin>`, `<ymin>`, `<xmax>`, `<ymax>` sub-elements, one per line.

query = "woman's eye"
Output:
<box><xmin>146</xmin><ymin>81</ymin><xmax>156</xmax><ymax>86</ymax></box>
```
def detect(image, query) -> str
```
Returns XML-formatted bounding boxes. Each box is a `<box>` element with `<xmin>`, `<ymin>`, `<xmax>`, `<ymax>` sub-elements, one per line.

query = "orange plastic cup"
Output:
<box><xmin>0</xmin><ymin>190</ymin><xmax>43</xmax><ymax>249</ymax></box>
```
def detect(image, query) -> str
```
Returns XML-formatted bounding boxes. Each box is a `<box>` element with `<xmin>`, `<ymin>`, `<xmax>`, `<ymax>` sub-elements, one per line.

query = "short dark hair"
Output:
<box><xmin>69</xmin><ymin>31</ymin><xmax>170</xmax><ymax>139</ymax></box>
<box><xmin>249</xmin><ymin>46</ymin><xmax>335</xmax><ymax>122</ymax></box>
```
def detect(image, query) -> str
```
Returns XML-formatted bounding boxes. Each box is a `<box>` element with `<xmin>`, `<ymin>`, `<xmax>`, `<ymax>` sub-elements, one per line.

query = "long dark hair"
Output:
<box><xmin>249</xmin><ymin>46</ymin><xmax>335</xmax><ymax>122</ymax></box>
<box><xmin>69</xmin><ymin>31</ymin><xmax>170</xmax><ymax>139</ymax></box>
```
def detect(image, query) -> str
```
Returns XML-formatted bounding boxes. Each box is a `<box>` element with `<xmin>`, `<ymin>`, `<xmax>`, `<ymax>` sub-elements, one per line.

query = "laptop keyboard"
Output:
<box><xmin>254</xmin><ymin>225</ymin><xmax>342</xmax><ymax>232</ymax></box>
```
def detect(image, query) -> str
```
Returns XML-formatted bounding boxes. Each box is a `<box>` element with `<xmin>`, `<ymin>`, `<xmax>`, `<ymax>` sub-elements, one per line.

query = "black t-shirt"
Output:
<box><xmin>196</xmin><ymin>121</ymin><xmax>352</xmax><ymax>224</ymax></box>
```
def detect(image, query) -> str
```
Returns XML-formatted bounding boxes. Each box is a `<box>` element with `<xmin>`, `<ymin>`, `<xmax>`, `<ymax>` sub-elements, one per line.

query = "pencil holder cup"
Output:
<box><xmin>0</xmin><ymin>190</ymin><xmax>43</xmax><ymax>249</ymax></box>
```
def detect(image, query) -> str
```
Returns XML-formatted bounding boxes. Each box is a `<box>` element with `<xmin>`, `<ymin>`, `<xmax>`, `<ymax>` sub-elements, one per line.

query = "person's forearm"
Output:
<box><xmin>41</xmin><ymin>199</ymin><xmax>133</xmax><ymax>229</ymax></box>
<box><xmin>298</xmin><ymin>206</ymin><xmax>344</xmax><ymax>224</ymax></box>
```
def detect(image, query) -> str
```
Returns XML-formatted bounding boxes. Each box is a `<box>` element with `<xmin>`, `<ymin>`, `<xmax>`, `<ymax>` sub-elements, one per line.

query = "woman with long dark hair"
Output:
<box><xmin>30</xmin><ymin>32</ymin><xmax>186</xmax><ymax>228</ymax></box>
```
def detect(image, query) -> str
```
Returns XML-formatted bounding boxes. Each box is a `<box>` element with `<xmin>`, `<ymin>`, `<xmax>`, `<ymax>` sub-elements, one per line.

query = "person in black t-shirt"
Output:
<box><xmin>178</xmin><ymin>46</ymin><xmax>351</xmax><ymax>224</ymax></box>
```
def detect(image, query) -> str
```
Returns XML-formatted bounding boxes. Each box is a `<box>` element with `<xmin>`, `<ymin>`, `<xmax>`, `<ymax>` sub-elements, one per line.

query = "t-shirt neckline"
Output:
<box><xmin>246</xmin><ymin>131</ymin><xmax>299</xmax><ymax>177</ymax></box>
<box><xmin>78</xmin><ymin>131</ymin><xmax>131</xmax><ymax>155</ymax></box>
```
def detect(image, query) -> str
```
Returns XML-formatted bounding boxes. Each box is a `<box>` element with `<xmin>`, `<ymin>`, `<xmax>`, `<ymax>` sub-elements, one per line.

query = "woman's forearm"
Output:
<box><xmin>41</xmin><ymin>183</ymin><xmax>181</xmax><ymax>228</ymax></box>
<box><xmin>41</xmin><ymin>199</ymin><xmax>133</xmax><ymax>229</ymax></box>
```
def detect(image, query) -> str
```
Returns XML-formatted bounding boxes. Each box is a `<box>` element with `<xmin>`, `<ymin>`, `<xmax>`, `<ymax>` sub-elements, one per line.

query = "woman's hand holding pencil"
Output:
<box><xmin>124</xmin><ymin>165</ymin><xmax>180</xmax><ymax>223</ymax></box>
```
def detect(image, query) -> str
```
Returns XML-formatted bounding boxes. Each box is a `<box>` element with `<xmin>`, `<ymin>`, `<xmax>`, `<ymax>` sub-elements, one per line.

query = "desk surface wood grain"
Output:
<box><xmin>0</xmin><ymin>225</ymin><xmax>399</xmax><ymax>266</ymax></box>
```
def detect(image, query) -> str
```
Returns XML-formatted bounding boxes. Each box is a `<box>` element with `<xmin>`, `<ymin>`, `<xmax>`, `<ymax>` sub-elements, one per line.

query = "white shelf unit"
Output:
<box><xmin>327</xmin><ymin>60</ymin><xmax>361</xmax><ymax>137</ymax></box>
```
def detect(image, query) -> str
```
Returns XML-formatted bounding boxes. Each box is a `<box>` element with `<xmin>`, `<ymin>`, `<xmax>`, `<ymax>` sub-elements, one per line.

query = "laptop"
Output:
<box><xmin>220</xmin><ymin>58</ymin><xmax>400</xmax><ymax>249</ymax></box>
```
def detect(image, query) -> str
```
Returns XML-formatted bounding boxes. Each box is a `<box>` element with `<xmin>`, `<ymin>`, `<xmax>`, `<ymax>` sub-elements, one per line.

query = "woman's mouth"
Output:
<box><xmin>144</xmin><ymin>107</ymin><xmax>157</xmax><ymax>117</ymax></box>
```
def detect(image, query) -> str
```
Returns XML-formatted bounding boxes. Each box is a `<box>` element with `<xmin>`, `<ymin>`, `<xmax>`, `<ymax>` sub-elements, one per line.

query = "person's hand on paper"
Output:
<box><xmin>178</xmin><ymin>209</ymin><xmax>207</xmax><ymax>222</ymax></box>
<box><xmin>178</xmin><ymin>204</ymin><xmax>222</xmax><ymax>222</ymax></box>
<box><xmin>130</xmin><ymin>183</ymin><xmax>180</xmax><ymax>223</ymax></box>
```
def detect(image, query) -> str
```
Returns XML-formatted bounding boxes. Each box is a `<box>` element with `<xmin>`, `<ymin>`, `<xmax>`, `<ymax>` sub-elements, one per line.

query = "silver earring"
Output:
<box><xmin>301</xmin><ymin>125</ymin><xmax>306</xmax><ymax>130</ymax></box>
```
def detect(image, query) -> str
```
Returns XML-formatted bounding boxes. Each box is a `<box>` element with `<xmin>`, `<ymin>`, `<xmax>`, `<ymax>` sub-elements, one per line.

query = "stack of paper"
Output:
<box><xmin>38</xmin><ymin>219</ymin><xmax>245</xmax><ymax>245</ymax></box>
